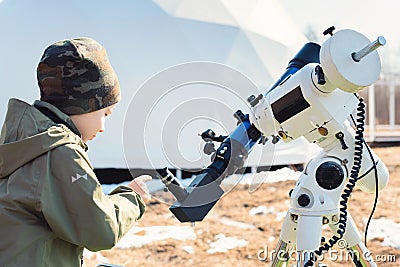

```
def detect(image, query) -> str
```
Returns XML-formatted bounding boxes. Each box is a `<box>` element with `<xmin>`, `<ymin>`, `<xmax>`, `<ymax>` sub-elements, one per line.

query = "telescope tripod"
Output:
<box><xmin>271</xmin><ymin>188</ymin><xmax>376</xmax><ymax>267</ymax></box>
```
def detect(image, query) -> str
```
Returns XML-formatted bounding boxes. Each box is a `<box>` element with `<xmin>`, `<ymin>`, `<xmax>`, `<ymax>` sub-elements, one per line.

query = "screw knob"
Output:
<box><xmin>323</xmin><ymin>26</ymin><xmax>335</xmax><ymax>36</ymax></box>
<box><xmin>297</xmin><ymin>194</ymin><xmax>311</xmax><ymax>207</ymax></box>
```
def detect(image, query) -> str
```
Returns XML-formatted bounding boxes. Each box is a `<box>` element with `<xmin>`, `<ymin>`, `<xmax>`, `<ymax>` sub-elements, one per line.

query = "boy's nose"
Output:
<box><xmin>99</xmin><ymin>124</ymin><xmax>105</xmax><ymax>132</ymax></box>
<box><xmin>99</xmin><ymin>120</ymin><xmax>105</xmax><ymax>132</ymax></box>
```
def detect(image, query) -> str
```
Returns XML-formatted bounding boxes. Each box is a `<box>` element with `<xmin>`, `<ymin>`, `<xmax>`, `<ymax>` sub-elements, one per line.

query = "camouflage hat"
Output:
<box><xmin>37</xmin><ymin>37</ymin><xmax>120</xmax><ymax>115</ymax></box>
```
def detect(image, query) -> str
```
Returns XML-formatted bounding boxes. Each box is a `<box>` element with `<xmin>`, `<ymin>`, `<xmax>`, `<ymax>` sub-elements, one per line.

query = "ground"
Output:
<box><xmin>84</xmin><ymin>146</ymin><xmax>400</xmax><ymax>267</ymax></box>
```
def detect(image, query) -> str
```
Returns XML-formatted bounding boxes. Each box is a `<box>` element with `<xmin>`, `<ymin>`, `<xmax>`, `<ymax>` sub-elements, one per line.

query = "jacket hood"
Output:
<box><xmin>0</xmin><ymin>99</ymin><xmax>86</xmax><ymax>178</ymax></box>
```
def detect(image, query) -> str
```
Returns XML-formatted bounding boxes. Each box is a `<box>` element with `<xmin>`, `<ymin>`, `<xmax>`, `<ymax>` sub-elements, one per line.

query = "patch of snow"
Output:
<box><xmin>182</xmin><ymin>245</ymin><xmax>194</xmax><ymax>254</ymax></box>
<box><xmin>207</xmin><ymin>234</ymin><xmax>248</xmax><ymax>254</ymax></box>
<box><xmin>101</xmin><ymin>181</ymin><xmax>130</xmax><ymax>195</ymax></box>
<box><xmin>219</xmin><ymin>217</ymin><xmax>256</xmax><ymax>229</ymax></box>
<box><xmin>223</xmin><ymin>168</ymin><xmax>300</xmax><ymax>186</ymax></box>
<box><xmin>365</xmin><ymin>218</ymin><xmax>400</xmax><ymax>249</ymax></box>
<box><xmin>249</xmin><ymin>205</ymin><xmax>275</xmax><ymax>216</ymax></box>
<box><xmin>83</xmin><ymin>249</ymin><xmax>109</xmax><ymax>262</ymax></box>
<box><xmin>275</xmin><ymin>211</ymin><xmax>287</xmax><ymax>221</ymax></box>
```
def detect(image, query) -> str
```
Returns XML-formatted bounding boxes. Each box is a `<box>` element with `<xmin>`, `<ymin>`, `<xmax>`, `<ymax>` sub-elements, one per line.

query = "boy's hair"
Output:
<box><xmin>37</xmin><ymin>37</ymin><xmax>120</xmax><ymax>115</ymax></box>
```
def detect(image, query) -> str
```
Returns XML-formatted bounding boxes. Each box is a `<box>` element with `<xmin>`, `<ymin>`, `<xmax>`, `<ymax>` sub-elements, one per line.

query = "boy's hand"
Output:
<box><xmin>127</xmin><ymin>175</ymin><xmax>152</xmax><ymax>202</ymax></box>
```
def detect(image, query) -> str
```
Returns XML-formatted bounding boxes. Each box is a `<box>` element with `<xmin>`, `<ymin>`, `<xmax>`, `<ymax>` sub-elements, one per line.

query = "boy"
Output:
<box><xmin>0</xmin><ymin>37</ymin><xmax>151</xmax><ymax>266</ymax></box>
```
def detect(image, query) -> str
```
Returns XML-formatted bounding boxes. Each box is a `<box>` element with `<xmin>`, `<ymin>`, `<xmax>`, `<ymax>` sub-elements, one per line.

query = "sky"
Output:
<box><xmin>281</xmin><ymin>0</ymin><xmax>400</xmax><ymax>73</ymax></box>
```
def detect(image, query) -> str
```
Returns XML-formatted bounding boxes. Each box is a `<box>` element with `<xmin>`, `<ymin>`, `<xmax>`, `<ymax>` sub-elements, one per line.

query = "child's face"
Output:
<box><xmin>70</xmin><ymin>104</ymin><xmax>116</xmax><ymax>142</ymax></box>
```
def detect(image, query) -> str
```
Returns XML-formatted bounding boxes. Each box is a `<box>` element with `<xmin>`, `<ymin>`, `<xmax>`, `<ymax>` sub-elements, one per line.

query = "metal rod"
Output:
<box><xmin>352</xmin><ymin>36</ymin><xmax>386</xmax><ymax>62</ymax></box>
<box><xmin>348</xmin><ymin>243</ymin><xmax>377</xmax><ymax>267</ymax></box>
<box><xmin>270</xmin><ymin>239</ymin><xmax>291</xmax><ymax>267</ymax></box>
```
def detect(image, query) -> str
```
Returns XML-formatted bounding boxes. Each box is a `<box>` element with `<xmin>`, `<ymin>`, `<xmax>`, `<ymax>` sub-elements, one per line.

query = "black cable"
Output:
<box><xmin>349</xmin><ymin>114</ymin><xmax>379</xmax><ymax>248</ymax></box>
<box><xmin>363</xmin><ymin>146</ymin><xmax>379</xmax><ymax>247</ymax></box>
<box><xmin>305</xmin><ymin>97</ymin><xmax>366</xmax><ymax>266</ymax></box>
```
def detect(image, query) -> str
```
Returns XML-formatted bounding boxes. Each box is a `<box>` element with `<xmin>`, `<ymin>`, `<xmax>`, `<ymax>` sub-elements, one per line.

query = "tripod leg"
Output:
<box><xmin>347</xmin><ymin>243</ymin><xmax>377</xmax><ymax>267</ymax></box>
<box><xmin>329</xmin><ymin>214</ymin><xmax>377</xmax><ymax>267</ymax></box>
<box><xmin>270</xmin><ymin>212</ymin><xmax>297</xmax><ymax>267</ymax></box>
<box><xmin>270</xmin><ymin>239</ymin><xmax>291</xmax><ymax>267</ymax></box>
<box><xmin>296</xmin><ymin>215</ymin><xmax>323</xmax><ymax>267</ymax></box>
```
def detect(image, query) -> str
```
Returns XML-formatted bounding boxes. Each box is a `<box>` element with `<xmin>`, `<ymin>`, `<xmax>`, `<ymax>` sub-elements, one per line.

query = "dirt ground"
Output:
<box><xmin>84</xmin><ymin>145</ymin><xmax>400</xmax><ymax>267</ymax></box>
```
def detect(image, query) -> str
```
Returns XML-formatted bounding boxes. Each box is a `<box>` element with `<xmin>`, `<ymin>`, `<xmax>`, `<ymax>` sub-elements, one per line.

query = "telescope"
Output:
<box><xmin>158</xmin><ymin>27</ymin><xmax>389</xmax><ymax>267</ymax></box>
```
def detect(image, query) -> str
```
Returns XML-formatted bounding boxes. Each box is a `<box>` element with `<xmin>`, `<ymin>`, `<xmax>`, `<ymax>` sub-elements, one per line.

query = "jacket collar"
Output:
<box><xmin>33</xmin><ymin>100</ymin><xmax>81</xmax><ymax>137</ymax></box>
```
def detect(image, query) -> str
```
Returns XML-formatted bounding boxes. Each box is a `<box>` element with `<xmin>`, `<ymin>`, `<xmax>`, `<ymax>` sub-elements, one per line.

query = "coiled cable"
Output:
<box><xmin>351</xmin><ymin>118</ymin><xmax>379</xmax><ymax>248</ymax></box>
<box><xmin>305</xmin><ymin>97</ymin><xmax>366</xmax><ymax>266</ymax></box>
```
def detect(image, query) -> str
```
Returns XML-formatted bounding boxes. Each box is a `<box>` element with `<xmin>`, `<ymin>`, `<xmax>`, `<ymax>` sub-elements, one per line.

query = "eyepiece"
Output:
<box><xmin>158</xmin><ymin>167</ymin><xmax>189</xmax><ymax>202</ymax></box>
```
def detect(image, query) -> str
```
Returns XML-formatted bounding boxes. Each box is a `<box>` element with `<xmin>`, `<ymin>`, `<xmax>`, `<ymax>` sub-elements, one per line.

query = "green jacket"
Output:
<box><xmin>0</xmin><ymin>99</ymin><xmax>146</xmax><ymax>267</ymax></box>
